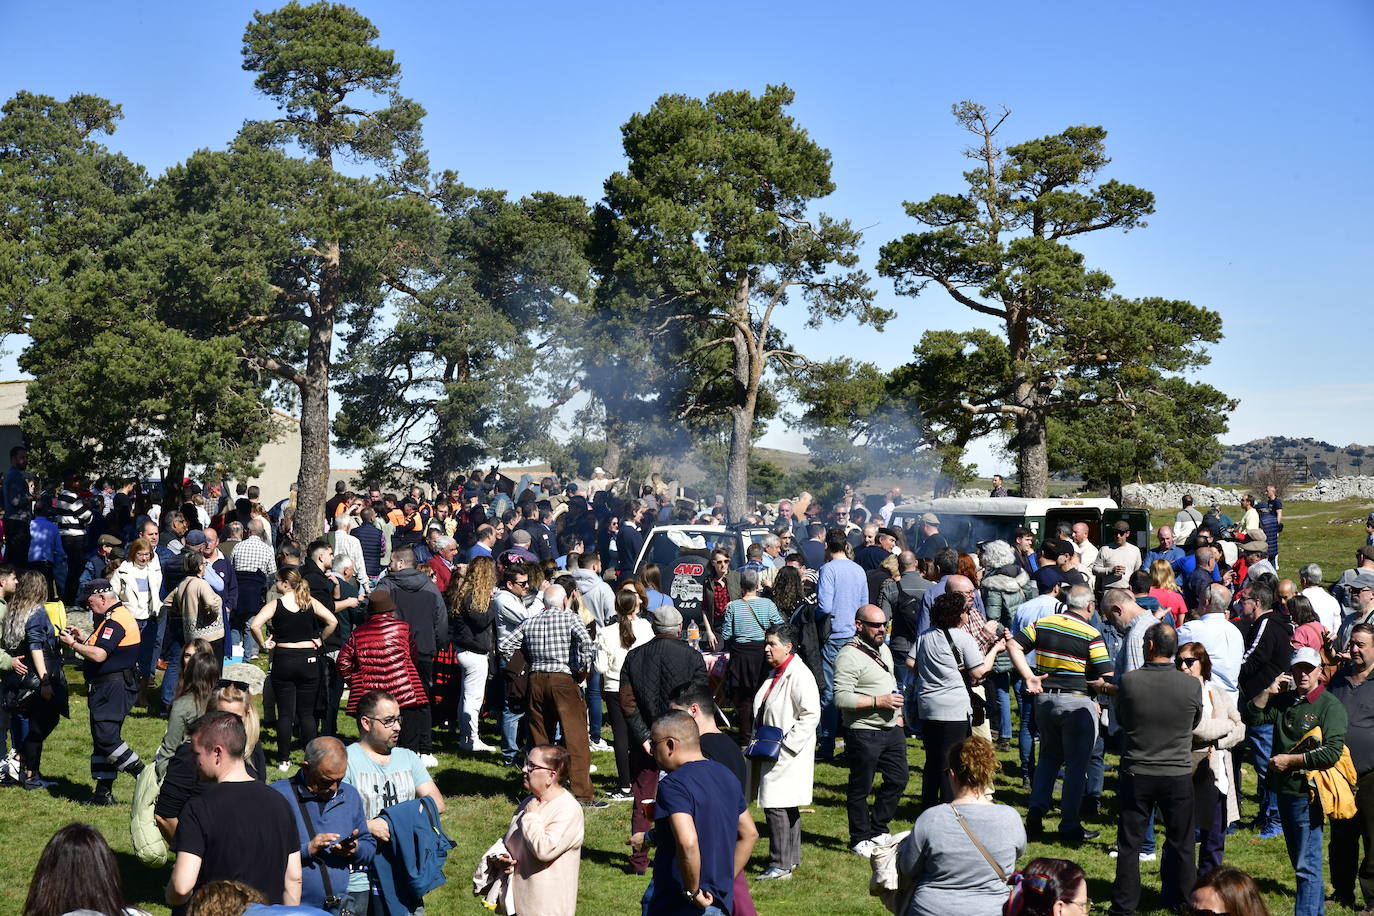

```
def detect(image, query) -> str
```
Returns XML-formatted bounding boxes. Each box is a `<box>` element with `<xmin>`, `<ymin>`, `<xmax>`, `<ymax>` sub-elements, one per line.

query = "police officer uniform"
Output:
<box><xmin>64</xmin><ymin>578</ymin><xmax>145</xmax><ymax>805</ymax></box>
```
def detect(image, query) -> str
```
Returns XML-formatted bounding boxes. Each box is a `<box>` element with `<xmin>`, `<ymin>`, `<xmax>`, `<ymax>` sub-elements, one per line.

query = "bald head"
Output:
<box><xmin>304</xmin><ymin>735</ymin><xmax>347</xmax><ymax>768</ymax></box>
<box><xmin>1278</xmin><ymin>579</ymin><xmax>1297</xmax><ymax>603</ymax></box>
<box><xmin>898</xmin><ymin>550</ymin><xmax>918</xmax><ymax>573</ymax></box>
<box><xmin>855</xmin><ymin>604</ymin><xmax>885</xmax><ymax>627</ymax></box>
<box><xmin>945</xmin><ymin>575</ymin><xmax>975</xmax><ymax>601</ymax></box>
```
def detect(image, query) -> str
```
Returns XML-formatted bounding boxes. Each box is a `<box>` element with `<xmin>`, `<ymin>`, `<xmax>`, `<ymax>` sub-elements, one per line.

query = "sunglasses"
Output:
<box><xmin>217</xmin><ymin>678</ymin><xmax>250</xmax><ymax>692</ymax></box>
<box><xmin>1177</xmin><ymin>657</ymin><xmax>1200</xmax><ymax>668</ymax></box>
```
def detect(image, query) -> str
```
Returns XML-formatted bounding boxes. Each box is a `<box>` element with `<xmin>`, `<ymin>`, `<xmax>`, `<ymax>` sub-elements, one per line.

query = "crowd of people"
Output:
<box><xmin>1</xmin><ymin>443</ymin><xmax>1371</xmax><ymax>916</ymax></box>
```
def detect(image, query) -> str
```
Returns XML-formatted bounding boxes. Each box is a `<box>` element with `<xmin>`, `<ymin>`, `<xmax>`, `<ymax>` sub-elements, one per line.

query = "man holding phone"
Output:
<box><xmin>272</xmin><ymin>736</ymin><xmax>375</xmax><ymax>915</ymax></box>
<box><xmin>1244</xmin><ymin>648</ymin><xmax>1348</xmax><ymax>916</ymax></box>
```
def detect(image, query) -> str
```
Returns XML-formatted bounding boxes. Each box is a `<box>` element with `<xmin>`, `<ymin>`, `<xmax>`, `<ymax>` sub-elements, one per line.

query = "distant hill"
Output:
<box><xmin>1208</xmin><ymin>436</ymin><xmax>1373</xmax><ymax>484</ymax></box>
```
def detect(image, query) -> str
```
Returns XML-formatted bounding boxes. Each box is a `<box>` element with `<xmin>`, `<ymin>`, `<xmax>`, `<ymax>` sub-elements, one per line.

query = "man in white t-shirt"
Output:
<box><xmin>344</xmin><ymin>690</ymin><xmax>446</xmax><ymax>915</ymax></box>
<box><xmin>1173</xmin><ymin>496</ymin><xmax>1203</xmax><ymax>541</ymax></box>
<box><xmin>1298</xmin><ymin>563</ymin><xmax>1342</xmax><ymax>635</ymax></box>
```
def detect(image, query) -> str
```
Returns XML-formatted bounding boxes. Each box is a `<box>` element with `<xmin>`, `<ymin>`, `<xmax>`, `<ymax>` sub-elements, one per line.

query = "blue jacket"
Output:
<box><xmin>270</xmin><ymin>773</ymin><xmax>376</xmax><ymax>910</ymax></box>
<box><xmin>28</xmin><ymin>517</ymin><xmax>66</xmax><ymax>585</ymax></box>
<box><xmin>373</xmin><ymin>795</ymin><xmax>454</xmax><ymax>916</ymax></box>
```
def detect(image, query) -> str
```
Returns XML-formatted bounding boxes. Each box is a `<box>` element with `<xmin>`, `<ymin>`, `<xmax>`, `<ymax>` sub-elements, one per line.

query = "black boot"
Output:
<box><xmin>84</xmin><ymin>778</ymin><xmax>116</xmax><ymax>806</ymax></box>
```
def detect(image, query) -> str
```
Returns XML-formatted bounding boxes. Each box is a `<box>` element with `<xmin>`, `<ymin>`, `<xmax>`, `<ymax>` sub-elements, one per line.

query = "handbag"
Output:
<box><xmin>0</xmin><ymin>668</ymin><xmax>42</xmax><ymax>713</ymax></box>
<box><xmin>942</xmin><ymin>628</ymin><xmax>986</xmax><ymax>727</ymax></box>
<box><xmin>744</xmin><ymin>661</ymin><xmax>789</xmax><ymax>760</ymax></box>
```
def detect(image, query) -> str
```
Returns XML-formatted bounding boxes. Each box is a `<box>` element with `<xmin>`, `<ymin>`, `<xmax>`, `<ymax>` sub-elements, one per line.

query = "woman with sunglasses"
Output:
<box><xmin>1003</xmin><ymin>857</ymin><xmax>1089</xmax><ymax>916</ymax></box>
<box><xmin>1178</xmin><ymin>641</ymin><xmax>1245</xmax><ymax>874</ymax></box>
<box><xmin>152</xmin><ymin>638</ymin><xmax>218</xmax><ymax>777</ymax></box>
<box><xmin>491</xmin><ymin>744</ymin><xmax>584</xmax><ymax>916</ymax></box>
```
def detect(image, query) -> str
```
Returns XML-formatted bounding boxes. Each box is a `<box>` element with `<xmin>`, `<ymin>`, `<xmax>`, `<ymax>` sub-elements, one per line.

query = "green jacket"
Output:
<box><xmin>1244</xmin><ymin>690</ymin><xmax>1348</xmax><ymax>796</ymax></box>
<box><xmin>834</xmin><ymin>639</ymin><xmax>899</xmax><ymax>730</ymax></box>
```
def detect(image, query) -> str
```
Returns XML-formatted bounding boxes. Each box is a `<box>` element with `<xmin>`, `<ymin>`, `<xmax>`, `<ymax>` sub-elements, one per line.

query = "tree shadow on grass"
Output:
<box><xmin>433</xmin><ymin>765</ymin><xmax>522</xmax><ymax>803</ymax></box>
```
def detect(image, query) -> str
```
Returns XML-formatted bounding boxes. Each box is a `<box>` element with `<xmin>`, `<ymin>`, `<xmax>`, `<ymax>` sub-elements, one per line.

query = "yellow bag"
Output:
<box><xmin>43</xmin><ymin>600</ymin><xmax>66</xmax><ymax>633</ymax></box>
<box><xmin>1294</xmin><ymin>725</ymin><xmax>1358</xmax><ymax>819</ymax></box>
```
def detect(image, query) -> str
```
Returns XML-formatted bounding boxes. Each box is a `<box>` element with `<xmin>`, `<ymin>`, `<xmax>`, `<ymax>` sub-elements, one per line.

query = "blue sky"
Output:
<box><xmin>3</xmin><ymin>0</ymin><xmax>1371</xmax><ymax>474</ymax></box>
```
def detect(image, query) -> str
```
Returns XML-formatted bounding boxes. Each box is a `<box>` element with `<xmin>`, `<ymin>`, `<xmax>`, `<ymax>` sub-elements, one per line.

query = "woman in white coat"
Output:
<box><xmin>752</xmin><ymin>622</ymin><xmax>820</xmax><ymax>881</ymax></box>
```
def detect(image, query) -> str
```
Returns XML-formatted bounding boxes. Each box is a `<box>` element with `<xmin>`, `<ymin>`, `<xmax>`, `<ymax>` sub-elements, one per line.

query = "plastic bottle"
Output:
<box><xmin>687</xmin><ymin>621</ymin><xmax>700</xmax><ymax>651</ymax></box>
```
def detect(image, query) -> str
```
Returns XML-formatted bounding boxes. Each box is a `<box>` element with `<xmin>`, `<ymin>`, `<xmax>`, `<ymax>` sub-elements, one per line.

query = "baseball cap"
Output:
<box><xmin>184</xmin><ymin>530</ymin><xmax>208</xmax><ymax>547</ymax></box>
<box><xmin>1032</xmin><ymin>566</ymin><xmax>1063</xmax><ymax>593</ymax></box>
<box><xmin>1351</xmin><ymin>572</ymin><xmax>1374</xmax><ymax>592</ymax></box>
<box><xmin>920</xmin><ymin>512</ymin><xmax>940</xmax><ymax>526</ymax></box>
<box><xmin>1290</xmin><ymin>647</ymin><xmax>1322</xmax><ymax>670</ymax></box>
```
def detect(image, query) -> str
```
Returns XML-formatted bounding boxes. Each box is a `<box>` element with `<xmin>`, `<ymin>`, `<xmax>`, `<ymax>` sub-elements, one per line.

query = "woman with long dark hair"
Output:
<box><xmin>595</xmin><ymin>588</ymin><xmax>652</xmax><ymax>800</ymax></box>
<box><xmin>24</xmin><ymin>822</ymin><xmax>149</xmax><ymax>916</ymax></box>
<box><xmin>153</xmin><ymin>638</ymin><xmax>219</xmax><ymax>777</ymax></box>
<box><xmin>1191</xmin><ymin>865</ymin><xmax>1271</xmax><ymax>916</ymax></box>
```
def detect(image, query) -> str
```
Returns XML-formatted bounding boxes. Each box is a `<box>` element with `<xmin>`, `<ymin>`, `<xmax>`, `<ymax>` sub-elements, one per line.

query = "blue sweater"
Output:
<box><xmin>817</xmin><ymin>557</ymin><xmax>867</xmax><ymax>640</ymax></box>
<box><xmin>270</xmin><ymin>774</ymin><xmax>375</xmax><ymax>910</ymax></box>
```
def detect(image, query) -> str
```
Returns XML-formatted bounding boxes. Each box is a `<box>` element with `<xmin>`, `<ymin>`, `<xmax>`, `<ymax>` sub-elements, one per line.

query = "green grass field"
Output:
<box><xmin>3</xmin><ymin>497</ymin><xmax>1369</xmax><ymax>915</ymax></box>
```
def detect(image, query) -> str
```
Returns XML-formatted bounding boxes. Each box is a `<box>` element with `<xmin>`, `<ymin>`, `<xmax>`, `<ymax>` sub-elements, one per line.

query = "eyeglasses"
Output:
<box><xmin>1068</xmin><ymin>900</ymin><xmax>1092</xmax><ymax>913</ymax></box>
<box><xmin>522</xmin><ymin>759</ymin><xmax>557</xmax><ymax>774</ymax></box>
<box><xmin>364</xmin><ymin>714</ymin><xmax>402</xmax><ymax>728</ymax></box>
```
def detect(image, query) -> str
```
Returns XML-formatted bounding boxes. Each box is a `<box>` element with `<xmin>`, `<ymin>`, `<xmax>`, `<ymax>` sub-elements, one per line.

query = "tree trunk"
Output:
<box><xmin>1107</xmin><ymin>472</ymin><xmax>1123</xmax><ymax>507</ymax></box>
<box><xmin>602</xmin><ymin>417</ymin><xmax>623</xmax><ymax>479</ymax></box>
<box><xmin>724</xmin><ymin>275</ymin><xmax>759</xmax><ymax>522</ymax></box>
<box><xmin>1014</xmin><ymin>409</ymin><xmax>1049</xmax><ymax>499</ymax></box>
<box><xmin>161</xmin><ymin>458</ymin><xmax>185</xmax><ymax>521</ymax></box>
<box><xmin>294</xmin><ymin>246</ymin><xmax>338</xmax><ymax>541</ymax></box>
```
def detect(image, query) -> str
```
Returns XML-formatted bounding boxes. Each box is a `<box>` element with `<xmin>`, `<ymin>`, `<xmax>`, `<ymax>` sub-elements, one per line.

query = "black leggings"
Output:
<box><xmin>604</xmin><ymin>685</ymin><xmax>632</xmax><ymax>790</ymax></box>
<box><xmin>270</xmin><ymin>647</ymin><xmax>321</xmax><ymax>763</ymax></box>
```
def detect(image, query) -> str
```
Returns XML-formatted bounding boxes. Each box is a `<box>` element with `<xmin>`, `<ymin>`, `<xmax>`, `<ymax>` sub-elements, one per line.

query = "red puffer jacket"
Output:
<box><xmin>338</xmin><ymin>613</ymin><xmax>429</xmax><ymax>713</ymax></box>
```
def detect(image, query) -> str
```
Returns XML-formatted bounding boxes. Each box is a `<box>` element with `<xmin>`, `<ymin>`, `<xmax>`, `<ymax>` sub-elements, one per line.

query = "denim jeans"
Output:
<box><xmin>1247</xmin><ymin>723</ymin><xmax>1281</xmax><ymax>828</ymax></box>
<box><xmin>640</xmin><ymin>876</ymin><xmax>727</xmax><ymax>916</ymax></box>
<box><xmin>159</xmin><ymin>627</ymin><xmax>185</xmax><ymax>711</ymax></box>
<box><xmin>1029</xmin><ymin>692</ymin><xmax>1098</xmax><ymax>837</ymax></box>
<box><xmin>1016</xmin><ymin>678</ymin><xmax>1037</xmax><ymax>781</ymax></box>
<box><xmin>988</xmin><ymin>670</ymin><xmax>1012</xmax><ymax>739</ymax></box>
<box><xmin>817</xmin><ymin>634</ymin><xmax>850</xmax><ymax>757</ymax></box>
<box><xmin>894</xmin><ymin>654</ymin><xmax>919</xmax><ymax>734</ymax></box>
<box><xmin>228</xmin><ymin>626</ymin><xmax>259</xmax><ymax>661</ymax></box>
<box><xmin>586</xmin><ymin>670</ymin><xmax>604</xmax><ymax>740</ymax></box>
<box><xmin>1277</xmin><ymin>792</ymin><xmax>1325</xmax><ymax>916</ymax></box>
<box><xmin>136</xmin><ymin>616</ymin><xmax>160</xmax><ymax>680</ymax></box>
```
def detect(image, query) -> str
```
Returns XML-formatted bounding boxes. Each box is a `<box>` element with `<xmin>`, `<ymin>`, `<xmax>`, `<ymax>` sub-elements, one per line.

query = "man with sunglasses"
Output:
<box><xmin>343</xmin><ymin>690</ymin><xmax>445</xmax><ymax>915</ymax></box>
<box><xmin>834</xmin><ymin>603</ymin><xmax>908</xmax><ymax>857</ymax></box>
<box><xmin>494</xmin><ymin>563</ymin><xmax>538</xmax><ymax>766</ymax></box>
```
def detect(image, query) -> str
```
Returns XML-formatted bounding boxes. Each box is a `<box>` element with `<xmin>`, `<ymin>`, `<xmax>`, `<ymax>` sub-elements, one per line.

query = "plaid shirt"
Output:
<box><xmin>499</xmin><ymin>606</ymin><xmax>592</xmax><ymax>675</ymax></box>
<box><xmin>961</xmin><ymin>604</ymin><xmax>996</xmax><ymax>653</ymax></box>
<box><xmin>713</xmin><ymin>578</ymin><xmax>730</xmax><ymax>621</ymax></box>
<box><xmin>230</xmin><ymin>535</ymin><xmax>276</xmax><ymax>577</ymax></box>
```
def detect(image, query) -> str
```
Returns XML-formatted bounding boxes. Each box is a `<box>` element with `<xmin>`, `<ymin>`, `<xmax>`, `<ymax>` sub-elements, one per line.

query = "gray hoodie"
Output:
<box><xmin>571</xmin><ymin>567</ymin><xmax>616</xmax><ymax>628</ymax></box>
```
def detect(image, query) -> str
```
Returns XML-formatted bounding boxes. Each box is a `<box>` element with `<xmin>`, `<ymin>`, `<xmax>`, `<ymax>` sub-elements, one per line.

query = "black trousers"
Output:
<box><xmin>1109</xmin><ymin>770</ymin><xmax>1196</xmax><ymax>916</ymax></box>
<box><xmin>411</xmin><ymin>654</ymin><xmax>434</xmax><ymax>754</ymax></box>
<box><xmin>318</xmin><ymin>655</ymin><xmax>345</xmax><ymax>738</ymax></box>
<box><xmin>270</xmin><ymin>647</ymin><xmax>320</xmax><ymax>763</ymax></box>
<box><xmin>604</xmin><ymin>688</ymin><xmax>632</xmax><ymax>790</ymax></box>
<box><xmin>4</xmin><ymin>524</ymin><xmax>31</xmax><ymax>571</ymax></box>
<box><xmin>60</xmin><ymin>535</ymin><xmax>85</xmax><ymax>605</ymax></box>
<box><xmin>1331</xmin><ymin>770</ymin><xmax>1374</xmax><ymax>905</ymax></box>
<box><xmin>921</xmin><ymin>718</ymin><xmax>971</xmax><ymax>807</ymax></box>
<box><xmin>21</xmin><ymin>696</ymin><xmax>61</xmax><ymax>776</ymax></box>
<box><xmin>845</xmin><ymin>726</ymin><xmax>909</xmax><ymax>847</ymax></box>
<box><xmin>88</xmin><ymin>672</ymin><xmax>141</xmax><ymax>782</ymax></box>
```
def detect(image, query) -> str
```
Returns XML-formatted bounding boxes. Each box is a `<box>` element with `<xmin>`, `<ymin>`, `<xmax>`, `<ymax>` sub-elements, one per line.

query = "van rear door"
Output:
<box><xmin>1102</xmin><ymin>508</ymin><xmax>1152</xmax><ymax>551</ymax></box>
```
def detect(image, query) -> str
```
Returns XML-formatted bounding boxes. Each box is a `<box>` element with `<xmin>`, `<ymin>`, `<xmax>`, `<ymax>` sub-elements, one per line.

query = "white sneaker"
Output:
<box><xmin>419</xmin><ymin>753</ymin><xmax>439</xmax><ymax>768</ymax></box>
<box><xmin>589</xmin><ymin>738</ymin><xmax>613</xmax><ymax>752</ymax></box>
<box><xmin>851</xmin><ymin>839</ymin><xmax>877</xmax><ymax>857</ymax></box>
<box><xmin>1139</xmin><ymin>852</ymin><xmax>1157</xmax><ymax>862</ymax></box>
<box><xmin>471</xmin><ymin>738</ymin><xmax>497</xmax><ymax>753</ymax></box>
<box><xmin>588</xmin><ymin>763</ymin><xmax>598</xmax><ymax>774</ymax></box>
<box><xmin>277</xmin><ymin>761</ymin><xmax>292</xmax><ymax>773</ymax></box>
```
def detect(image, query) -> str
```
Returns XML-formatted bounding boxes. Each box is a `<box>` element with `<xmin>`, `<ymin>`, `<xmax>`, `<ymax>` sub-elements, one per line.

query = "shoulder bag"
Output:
<box><xmin>949</xmin><ymin>803</ymin><xmax>1008</xmax><ymax>883</ymax></box>
<box><xmin>744</xmin><ymin>664</ymin><xmax>787</xmax><ymax>760</ymax></box>
<box><xmin>941</xmin><ymin>628</ymin><xmax>987</xmax><ymax>727</ymax></box>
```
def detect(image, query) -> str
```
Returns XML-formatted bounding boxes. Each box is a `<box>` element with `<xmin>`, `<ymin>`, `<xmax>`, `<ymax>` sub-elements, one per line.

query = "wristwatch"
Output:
<box><xmin>683</xmin><ymin>888</ymin><xmax>704</xmax><ymax>904</ymax></box>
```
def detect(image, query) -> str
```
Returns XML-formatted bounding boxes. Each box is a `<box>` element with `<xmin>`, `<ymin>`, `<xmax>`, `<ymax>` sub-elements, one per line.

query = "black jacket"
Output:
<box><xmin>376</xmin><ymin>568</ymin><xmax>448</xmax><ymax>658</ymax></box>
<box><xmin>450</xmin><ymin>593</ymin><xmax>494</xmax><ymax>655</ymax></box>
<box><xmin>1239</xmin><ymin>611</ymin><xmax>1294</xmax><ymax>702</ymax></box>
<box><xmin>880</xmin><ymin>571</ymin><xmax>933</xmax><ymax>656</ymax></box>
<box><xmin>619</xmin><ymin>636</ymin><xmax>708</xmax><ymax>744</ymax></box>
